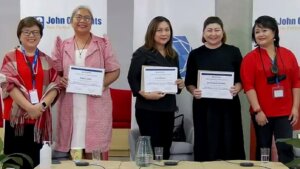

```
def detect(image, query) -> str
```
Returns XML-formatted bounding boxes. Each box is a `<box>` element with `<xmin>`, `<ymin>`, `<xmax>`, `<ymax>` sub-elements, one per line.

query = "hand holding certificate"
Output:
<box><xmin>198</xmin><ymin>70</ymin><xmax>234</xmax><ymax>99</ymax></box>
<box><xmin>141</xmin><ymin>66</ymin><xmax>178</xmax><ymax>94</ymax></box>
<box><xmin>66</xmin><ymin>66</ymin><xmax>105</xmax><ymax>96</ymax></box>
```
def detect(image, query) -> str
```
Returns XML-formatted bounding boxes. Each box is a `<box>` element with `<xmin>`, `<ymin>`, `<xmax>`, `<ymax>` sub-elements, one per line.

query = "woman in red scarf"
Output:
<box><xmin>0</xmin><ymin>17</ymin><xmax>60</xmax><ymax>168</ymax></box>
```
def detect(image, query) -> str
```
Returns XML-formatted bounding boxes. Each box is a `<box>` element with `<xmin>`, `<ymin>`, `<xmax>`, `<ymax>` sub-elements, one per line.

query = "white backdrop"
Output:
<box><xmin>20</xmin><ymin>0</ymin><xmax>107</xmax><ymax>56</ymax></box>
<box><xmin>132</xmin><ymin>0</ymin><xmax>215</xmax><ymax>129</ymax></box>
<box><xmin>253</xmin><ymin>0</ymin><xmax>300</xmax><ymax>62</ymax></box>
<box><xmin>134</xmin><ymin>0</ymin><xmax>215</xmax><ymax>50</ymax></box>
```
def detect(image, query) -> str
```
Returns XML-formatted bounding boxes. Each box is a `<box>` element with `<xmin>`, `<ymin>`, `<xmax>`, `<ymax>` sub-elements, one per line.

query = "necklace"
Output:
<box><xmin>75</xmin><ymin>35</ymin><xmax>91</xmax><ymax>58</ymax></box>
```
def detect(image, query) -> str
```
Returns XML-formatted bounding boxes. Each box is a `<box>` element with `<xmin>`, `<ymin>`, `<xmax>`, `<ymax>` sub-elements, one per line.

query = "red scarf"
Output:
<box><xmin>1</xmin><ymin>48</ymin><xmax>60</xmax><ymax>143</ymax></box>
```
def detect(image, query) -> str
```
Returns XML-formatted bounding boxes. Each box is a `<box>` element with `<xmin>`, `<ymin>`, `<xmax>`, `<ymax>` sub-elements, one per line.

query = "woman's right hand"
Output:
<box><xmin>139</xmin><ymin>90</ymin><xmax>166</xmax><ymax>100</ymax></box>
<box><xmin>192</xmin><ymin>88</ymin><xmax>202</xmax><ymax>99</ymax></box>
<box><xmin>25</xmin><ymin>104</ymin><xmax>43</xmax><ymax>120</ymax></box>
<box><xmin>255</xmin><ymin>111</ymin><xmax>269</xmax><ymax>126</ymax></box>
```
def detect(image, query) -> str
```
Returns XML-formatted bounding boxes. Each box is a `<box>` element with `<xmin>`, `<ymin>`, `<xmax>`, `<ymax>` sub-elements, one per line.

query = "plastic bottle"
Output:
<box><xmin>40</xmin><ymin>141</ymin><xmax>51</xmax><ymax>169</ymax></box>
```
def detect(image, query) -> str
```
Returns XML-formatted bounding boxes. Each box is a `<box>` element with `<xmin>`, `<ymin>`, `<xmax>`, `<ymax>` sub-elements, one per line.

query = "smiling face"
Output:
<box><xmin>19</xmin><ymin>25</ymin><xmax>41</xmax><ymax>52</ymax></box>
<box><xmin>254</xmin><ymin>25</ymin><xmax>275</xmax><ymax>48</ymax></box>
<box><xmin>203</xmin><ymin>23</ymin><xmax>223</xmax><ymax>48</ymax></box>
<box><xmin>71</xmin><ymin>8</ymin><xmax>92</xmax><ymax>35</ymax></box>
<box><xmin>154</xmin><ymin>21</ymin><xmax>171</xmax><ymax>49</ymax></box>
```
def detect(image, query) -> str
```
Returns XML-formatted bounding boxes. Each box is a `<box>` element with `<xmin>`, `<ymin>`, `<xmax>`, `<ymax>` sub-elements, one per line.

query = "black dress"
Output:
<box><xmin>185</xmin><ymin>44</ymin><xmax>245</xmax><ymax>161</ymax></box>
<box><xmin>127</xmin><ymin>46</ymin><xmax>181</xmax><ymax>159</ymax></box>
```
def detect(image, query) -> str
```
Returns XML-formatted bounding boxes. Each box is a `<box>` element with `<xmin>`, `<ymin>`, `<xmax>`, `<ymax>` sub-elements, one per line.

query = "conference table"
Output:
<box><xmin>35</xmin><ymin>160</ymin><xmax>288</xmax><ymax>169</ymax></box>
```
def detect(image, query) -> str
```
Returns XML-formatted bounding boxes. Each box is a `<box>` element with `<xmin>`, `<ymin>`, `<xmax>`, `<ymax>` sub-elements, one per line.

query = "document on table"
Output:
<box><xmin>66</xmin><ymin>66</ymin><xmax>105</xmax><ymax>96</ymax></box>
<box><xmin>141</xmin><ymin>66</ymin><xmax>178</xmax><ymax>94</ymax></box>
<box><xmin>198</xmin><ymin>70</ymin><xmax>234</xmax><ymax>99</ymax></box>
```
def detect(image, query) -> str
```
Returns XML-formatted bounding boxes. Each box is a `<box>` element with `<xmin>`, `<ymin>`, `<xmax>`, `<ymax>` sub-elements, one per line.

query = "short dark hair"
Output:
<box><xmin>17</xmin><ymin>16</ymin><xmax>43</xmax><ymax>44</ymax></box>
<box><xmin>252</xmin><ymin>15</ymin><xmax>280</xmax><ymax>47</ymax></box>
<box><xmin>202</xmin><ymin>16</ymin><xmax>227</xmax><ymax>43</ymax></box>
<box><xmin>144</xmin><ymin>16</ymin><xmax>176</xmax><ymax>58</ymax></box>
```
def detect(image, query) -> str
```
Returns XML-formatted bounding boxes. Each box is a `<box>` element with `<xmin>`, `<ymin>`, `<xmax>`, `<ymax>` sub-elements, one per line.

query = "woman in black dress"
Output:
<box><xmin>185</xmin><ymin>16</ymin><xmax>245</xmax><ymax>161</ymax></box>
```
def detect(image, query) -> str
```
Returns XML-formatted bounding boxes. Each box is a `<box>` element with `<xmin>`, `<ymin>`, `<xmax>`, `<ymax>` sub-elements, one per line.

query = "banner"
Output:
<box><xmin>134</xmin><ymin>0</ymin><xmax>215</xmax><ymax>78</ymax></box>
<box><xmin>20</xmin><ymin>0</ymin><xmax>107</xmax><ymax>55</ymax></box>
<box><xmin>253</xmin><ymin>0</ymin><xmax>300</xmax><ymax>62</ymax></box>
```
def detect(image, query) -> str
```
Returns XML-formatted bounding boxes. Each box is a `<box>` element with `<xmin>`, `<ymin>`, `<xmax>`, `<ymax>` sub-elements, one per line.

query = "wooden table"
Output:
<box><xmin>36</xmin><ymin>160</ymin><xmax>288</xmax><ymax>169</ymax></box>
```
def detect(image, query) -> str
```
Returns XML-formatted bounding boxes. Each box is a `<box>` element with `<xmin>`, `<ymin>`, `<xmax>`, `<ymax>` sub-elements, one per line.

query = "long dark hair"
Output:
<box><xmin>252</xmin><ymin>15</ymin><xmax>280</xmax><ymax>47</ymax></box>
<box><xmin>144</xmin><ymin>16</ymin><xmax>176</xmax><ymax>59</ymax></box>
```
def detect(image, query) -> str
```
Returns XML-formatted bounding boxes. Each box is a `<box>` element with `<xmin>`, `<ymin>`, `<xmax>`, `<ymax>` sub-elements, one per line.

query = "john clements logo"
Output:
<box><xmin>34</xmin><ymin>16</ymin><xmax>102</xmax><ymax>26</ymax></box>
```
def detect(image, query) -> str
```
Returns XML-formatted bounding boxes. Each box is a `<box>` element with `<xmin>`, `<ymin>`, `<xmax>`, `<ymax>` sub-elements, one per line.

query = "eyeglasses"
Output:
<box><xmin>73</xmin><ymin>15</ymin><xmax>92</xmax><ymax>22</ymax></box>
<box><xmin>22</xmin><ymin>30</ymin><xmax>40</xmax><ymax>37</ymax></box>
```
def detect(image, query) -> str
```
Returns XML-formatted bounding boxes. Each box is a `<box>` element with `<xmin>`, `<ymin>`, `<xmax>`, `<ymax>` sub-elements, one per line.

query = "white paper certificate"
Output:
<box><xmin>142</xmin><ymin>66</ymin><xmax>178</xmax><ymax>94</ymax></box>
<box><xmin>198</xmin><ymin>70</ymin><xmax>234</xmax><ymax>99</ymax></box>
<box><xmin>67</xmin><ymin>66</ymin><xmax>105</xmax><ymax>96</ymax></box>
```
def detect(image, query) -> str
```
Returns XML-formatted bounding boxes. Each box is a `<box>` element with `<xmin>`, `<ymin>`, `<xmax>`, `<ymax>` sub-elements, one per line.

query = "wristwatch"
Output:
<box><xmin>41</xmin><ymin>101</ymin><xmax>47</xmax><ymax>111</ymax></box>
<box><xmin>253</xmin><ymin>108</ymin><xmax>262</xmax><ymax>116</ymax></box>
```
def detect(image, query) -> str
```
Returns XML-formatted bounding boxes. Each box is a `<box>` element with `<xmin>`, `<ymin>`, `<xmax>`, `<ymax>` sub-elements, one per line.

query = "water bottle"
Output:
<box><xmin>135</xmin><ymin>136</ymin><xmax>153</xmax><ymax>167</ymax></box>
<box><xmin>40</xmin><ymin>141</ymin><xmax>51</xmax><ymax>169</ymax></box>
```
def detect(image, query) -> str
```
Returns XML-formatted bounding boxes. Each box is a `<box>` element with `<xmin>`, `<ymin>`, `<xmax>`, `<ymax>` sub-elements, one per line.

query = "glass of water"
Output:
<box><xmin>154</xmin><ymin>147</ymin><xmax>163</xmax><ymax>161</ymax></box>
<box><xmin>260</xmin><ymin>147</ymin><xmax>270</xmax><ymax>163</ymax></box>
<box><xmin>92</xmin><ymin>149</ymin><xmax>102</xmax><ymax>165</ymax></box>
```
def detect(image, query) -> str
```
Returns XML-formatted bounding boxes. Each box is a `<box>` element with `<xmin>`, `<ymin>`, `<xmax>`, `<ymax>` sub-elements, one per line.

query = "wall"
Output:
<box><xmin>216</xmin><ymin>0</ymin><xmax>252</xmax><ymax>159</ymax></box>
<box><xmin>0</xmin><ymin>0</ymin><xmax>20</xmax><ymax>65</ymax></box>
<box><xmin>0</xmin><ymin>0</ymin><xmax>253</xmax><ymax>159</ymax></box>
<box><xmin>107</xmin><ymin>0</ymin><xmax>133</xmax><ymax>89</ymax></box>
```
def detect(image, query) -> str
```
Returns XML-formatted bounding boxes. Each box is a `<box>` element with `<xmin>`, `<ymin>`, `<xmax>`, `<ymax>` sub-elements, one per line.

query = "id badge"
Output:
<box><xmin>29</xmin><ymin>89</ymin><xmax>39</xmax><ymax>104</ymax></box>
<box><xmin>272</xmin><ymin>86</ymin><xmax>284</xmax><ymax>98</ymax></box>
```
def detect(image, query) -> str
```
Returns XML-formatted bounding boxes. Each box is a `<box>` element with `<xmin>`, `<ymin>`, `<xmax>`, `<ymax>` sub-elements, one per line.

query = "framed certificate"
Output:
<box><xmin>141</xmin><ymin>66</ymin><xmax>178</xmax><ymax>94</ymax></box>
<box><xmin>66</xmin><ymin>66</ymin><xmax>105</xmax><ymax>96</ymax></box>
<box><xmin>198</xmin><ymin>70</ymin><xmax>234</xmax><ymax>99</ymax></box>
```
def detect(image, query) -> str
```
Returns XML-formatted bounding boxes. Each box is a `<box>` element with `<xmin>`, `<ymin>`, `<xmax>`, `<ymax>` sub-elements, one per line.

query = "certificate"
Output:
<box><xmin>66</xmin><ymin>66</ymin><xmax>105</xmax><ymax>96</ymax></box>
<box><xmin>141</xmin><ymin>66</ymin><xmax>178</xmax><ymax>94</ymax></box>
<box><xmin>198</xmin><ymin>70</ymin><xmax>234</xmax><ymax>99</ymax></box>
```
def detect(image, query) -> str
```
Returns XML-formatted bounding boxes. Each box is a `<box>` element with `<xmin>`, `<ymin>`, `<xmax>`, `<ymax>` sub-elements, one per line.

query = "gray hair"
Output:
<box><xmin>70</xmin><ymin>5</ymin><xmax>93</xmax><ymax>23</ymax></box>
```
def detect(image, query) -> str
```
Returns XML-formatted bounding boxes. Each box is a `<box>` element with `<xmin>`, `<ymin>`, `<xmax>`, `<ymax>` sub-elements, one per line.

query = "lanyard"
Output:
<box><xmin>271</xmin><ymin>60</ymin><xmax>279</xmax><ymax>85</ymax></box>
<box><xmin>21</xmin><ymin>46</ymin><xmax>39</xmax><ymax>89</ymax></box>
<box><xmin>259</xmin><ymin>47</ymin><xmax>285</xmax><ymax>85</ymax></box>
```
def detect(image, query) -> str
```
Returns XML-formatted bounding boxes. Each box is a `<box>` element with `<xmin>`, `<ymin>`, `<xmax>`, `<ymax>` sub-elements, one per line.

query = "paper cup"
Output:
<box><xmin>70</xmin><ymin>148</ymin><xmax>83</xmax><ymax>161</ymax></box>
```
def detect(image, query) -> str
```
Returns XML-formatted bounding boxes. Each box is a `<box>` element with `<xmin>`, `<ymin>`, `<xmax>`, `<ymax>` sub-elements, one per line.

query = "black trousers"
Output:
<box><xmin>4</xmin><ymin>120</ymin><xmax>43</xmax><ymax>169</ymax></box>
<box><xmin>136</xmin><ymin>109</ymin><xmax>174</xmax><ymax>159</ymax></box>
<box><xmin>252</xmin><ymin>115</ymin><xmax>292</xmax><ymax>162</ymax></box>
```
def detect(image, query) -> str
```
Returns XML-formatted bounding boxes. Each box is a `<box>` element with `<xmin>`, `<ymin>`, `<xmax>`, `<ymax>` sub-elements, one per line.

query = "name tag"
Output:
<box><xmin>273</xmin><ymin>86</ymin><xmax>284</xmax><ymax>98</ymax></box>
<box><xmin>29</xmin><ymin>89</ymin><xmax>39</xmax><ymax>104</ymax></box>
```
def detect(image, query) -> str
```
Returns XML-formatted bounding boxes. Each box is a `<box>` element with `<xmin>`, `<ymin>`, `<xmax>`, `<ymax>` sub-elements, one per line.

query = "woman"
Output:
<box><xmin>0</xmin><ymin>17</ymin><xmax>60</xmax><ymax>168</ymax></box>
<box><xmin>185</xmin><ymin>16</ymin><xmax>245</xmax><ymax>161</ymax></box>
<box><xmin>127</xmin><ymin>16</ymin><xmax>184</xmax><ymax>159</ymax></box>
<box><xmin>52</xmin><ymin>6</ymin><xmax>120</xmax><ymax>160</ymax></box>
<box><xmin>240</xmin><ymin>15</ymin><xmax>300</xmax><ymax>161</ymax></box>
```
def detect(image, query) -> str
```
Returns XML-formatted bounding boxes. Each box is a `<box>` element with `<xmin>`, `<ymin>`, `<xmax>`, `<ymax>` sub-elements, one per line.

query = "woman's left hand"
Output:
<box><xmin>289</xmin><ymin>107</ymin><xmax>299</xmax><ymax>126</ymax></box>
<box><xmin>230</xmin><ymin>83</ymin><xmax>242</xmax><ymax>97</ymax></box>
<box><xmin>59</xmin><ymin>76</ymin><xmax>68</xmax><ymax>88</ymax></box>
<box><xmin>176</xmin><ymin>79</ymin><xmax>185</xmax><ymax>89</ymax></box>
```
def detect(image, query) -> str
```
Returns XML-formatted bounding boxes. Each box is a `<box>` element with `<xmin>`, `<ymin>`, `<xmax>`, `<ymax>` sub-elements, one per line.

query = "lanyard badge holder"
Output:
<box><xmin>272</xmin><ymin>78</ymin><xmax>284</xmax><ymax>98</ymax></box>
<box><xmin>22</xmin><ymin>47</ymin><xmax>40</xmax><ymax>104</ymax></box>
